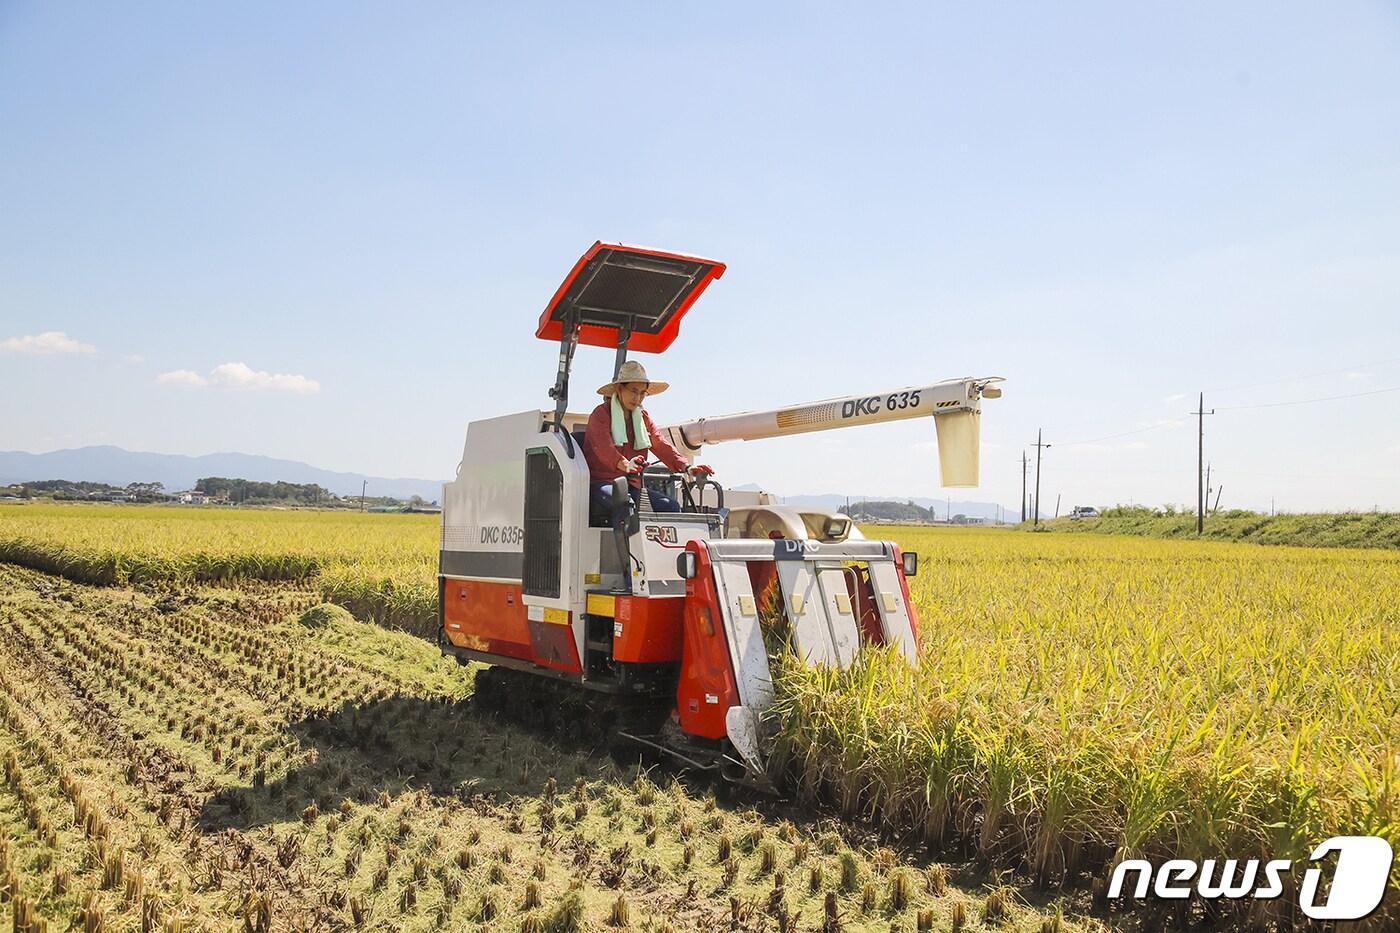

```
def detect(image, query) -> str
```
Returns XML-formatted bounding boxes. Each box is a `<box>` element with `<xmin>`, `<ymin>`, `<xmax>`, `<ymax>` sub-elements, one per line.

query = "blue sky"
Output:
<box><xmin>3</xmin><ymin>1</ymin><xmax>1398</xmax><ymax>511</ymax></box>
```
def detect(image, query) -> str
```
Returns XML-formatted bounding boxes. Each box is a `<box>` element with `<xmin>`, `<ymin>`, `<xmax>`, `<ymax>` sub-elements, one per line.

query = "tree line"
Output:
<box><xmin>193</xmin><ymin>477</ymin><xmax>332</xmax><ymax>503</ymax></box>
<box><xmin>1</xmin><ymin>477</ymin><xmax>432</xmax><ymax>509</ymax></box>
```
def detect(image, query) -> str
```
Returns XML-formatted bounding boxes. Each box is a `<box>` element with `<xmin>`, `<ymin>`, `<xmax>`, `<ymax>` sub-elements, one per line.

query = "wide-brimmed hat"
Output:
<box><xmin>597</xmin><ymin>359</ymin><xmax>669</xmax><ymax>396</ymax></box>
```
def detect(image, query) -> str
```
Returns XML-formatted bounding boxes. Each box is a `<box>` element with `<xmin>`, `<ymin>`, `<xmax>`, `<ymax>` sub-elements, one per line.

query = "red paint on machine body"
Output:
<box><xmin>675</xmin><ymin>542</ymin><xmax>738</xmax><ymax>740</ymax></box>
<box><xmin>442</xmin><ymin>578</ymin><xmax>581</xmax><ymax>673</ymax></box>
<box><xmin>613</xmin><ymin>596</ymin><xmax>684</xmax><ymax>663</ymax></box>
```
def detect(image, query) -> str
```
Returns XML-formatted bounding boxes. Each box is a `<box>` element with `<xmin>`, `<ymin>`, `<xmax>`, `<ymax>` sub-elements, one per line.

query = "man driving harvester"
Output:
<box><xmin>584</xmin><ymin>360</ymin><xmax>714</xmax><ymax>523</ymax></box>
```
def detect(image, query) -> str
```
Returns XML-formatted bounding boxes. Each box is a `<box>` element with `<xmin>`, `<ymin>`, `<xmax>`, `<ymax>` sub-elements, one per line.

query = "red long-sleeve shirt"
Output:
<box><xmin>583</xmin><ymin>401</ymin><xmax>689</xmax><ymax>485</ymax></box>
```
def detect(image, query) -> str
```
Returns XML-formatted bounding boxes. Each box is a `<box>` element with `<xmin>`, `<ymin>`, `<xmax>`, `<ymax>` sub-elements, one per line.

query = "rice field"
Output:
<box><xmin>772</xmin><ymin>529</ymin><xmax>1400</xmax><ymax>924</ymax></box>
<box><xmin>1</xmin><ymin>502</ymin><xmax>1397</xmax><ymax>925</ymax></box>
<box><xmin>0</xmin><ymin>504</ymin><xmax>439</xmax><ymax>636</ymax></box>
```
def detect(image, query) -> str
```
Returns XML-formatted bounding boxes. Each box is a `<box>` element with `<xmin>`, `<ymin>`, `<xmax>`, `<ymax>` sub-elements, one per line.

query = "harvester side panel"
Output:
<box><xmin>632</xmin><ymin>511</ymin><xmax>714</xmax><ymax>596</ymax></box>
<box><xmin>677</xmin><ymin>543</ymin><xmax>739</xmax><ymax>739</ymax></box>
<box><xmin>440</xmin><ymin>411</ymin><xmax>536</xmax><ymax>579</ymax></box>
<box><xmin>776</xmin><ymin>561</ymin><xmax>904</xmax><ymax>666</ymax></box>
<box><xmin>613</xmin><ymin>597</ymin><xmax>684</xmax><ymax>663</ymax></box>
<box><xmin>712</xmin><ymin>557</ymin><xmax>776</xmax><ymax>715</ymax></box>
<box><xmin>775</xmin><ymin>561</ymin><xmax>845</xmax><ymax>668</ymax></box>
<box><xmin>866</xmin><ymin>559</ymin><xmax>918</xmax><ymax>656</ymax></box>
<box><xmin>525</xmin><ymin>614</ymin><xmax>583</xmax><ymax>673</ymax></box>
<box><xmin>442</xmin><ymin>579</ymin><xmax>533</xmax><ymax>661</ymax></box>
<box><xmin>711</xmin><ymin>553</ymin><xmax>776</xmax><ymax>775</ymax></box>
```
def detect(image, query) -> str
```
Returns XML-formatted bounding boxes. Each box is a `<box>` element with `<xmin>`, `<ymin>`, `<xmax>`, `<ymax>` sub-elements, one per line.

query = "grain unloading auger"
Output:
<box><xmin>438</xmin><ymin>242</ymin><xmax>1002</xmax><ymax>783</ymax></box>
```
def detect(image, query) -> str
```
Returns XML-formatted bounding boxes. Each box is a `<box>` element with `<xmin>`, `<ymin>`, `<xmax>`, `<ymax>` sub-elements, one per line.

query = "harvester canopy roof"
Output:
<box><xmin>535</xmin><ymin>242</ymin><xmax>725</xmax><ymax>354</ymax></box>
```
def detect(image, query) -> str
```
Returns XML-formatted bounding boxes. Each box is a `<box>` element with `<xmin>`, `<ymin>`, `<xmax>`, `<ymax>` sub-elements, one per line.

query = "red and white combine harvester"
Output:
<box><xmin>439</xmin><ymin>242</ymin><xmax>1002</xmax><ymax>783</ymax></box>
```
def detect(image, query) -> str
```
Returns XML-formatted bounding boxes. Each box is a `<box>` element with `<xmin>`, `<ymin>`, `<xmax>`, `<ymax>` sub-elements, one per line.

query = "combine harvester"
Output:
<box><xmin>439</xmin><ymin>242</ymin><xmax>1002</xmax><ymax>783</ymax></box>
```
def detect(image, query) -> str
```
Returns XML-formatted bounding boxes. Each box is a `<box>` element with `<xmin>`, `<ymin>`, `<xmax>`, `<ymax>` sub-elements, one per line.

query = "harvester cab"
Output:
<box><xmin>440</xmin><ymin>242</ymin><xmax>1002</xmax><ymax>782</ymax></box>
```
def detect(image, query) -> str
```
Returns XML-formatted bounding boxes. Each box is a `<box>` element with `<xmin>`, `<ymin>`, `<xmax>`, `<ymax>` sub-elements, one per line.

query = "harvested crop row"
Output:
<box><xmin>0</xmin><ymin>564</ymin><xmax>1077</xmax><ymax>931</ymax></box>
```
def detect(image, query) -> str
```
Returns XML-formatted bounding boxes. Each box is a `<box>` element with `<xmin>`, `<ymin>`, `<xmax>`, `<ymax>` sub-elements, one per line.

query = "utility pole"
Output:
<box><xmin>360</xmin><ymin>479</ymin><xmax>367</xmax><ymax>513</ymax></box>
<box><xmin>1032</xmin><ymin>430</ymin><xmax>1050</xmax><ymax>525</ymax></box>
<box><xmin>1204</xmin><ymin>462</ymin><xmax>1211</xmax><ymax>513</ymax></box>
<box><xmin>1213</xmin><ymin>485</ymin><xmax>1223</xmax><ymax>514</ymax></box>
<box><xmin>1054</xmin><ymin>494</ymin><xmax>1061</xmax><ymax>519</ymax></box>
<box><xmin>1021</xmin><ymin>451</ymin><xmax>1028</xmax><ymax>523</ymax></box>
<box><xmin>1192</xmin><ymin>393</ymin><xmax>1214</xmax><ymax>534</ymax></box>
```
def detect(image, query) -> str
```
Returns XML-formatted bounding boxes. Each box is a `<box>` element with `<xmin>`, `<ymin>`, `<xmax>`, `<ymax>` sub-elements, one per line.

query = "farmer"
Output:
<box><xmin>584</xmin><ymin>360</ymin><xmax>714</xmax><ymax>520</ymax></box>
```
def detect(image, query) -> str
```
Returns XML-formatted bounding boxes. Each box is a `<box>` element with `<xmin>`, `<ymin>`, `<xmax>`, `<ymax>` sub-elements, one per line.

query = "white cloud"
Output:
<box><xmin>209</xmin><ymin>362</ymin><xmax>320</xmax><ymax>394</ymax></box>
<box><xmin>156</xmin><ymin>361</ymin><xmax>320</xmax><ymax>394</ymax></box>
<box><xmin>156</xmin><ymin>369</ymin><xmax>207</xmax><ymax>387</ymax></box>
<box><xmin>1345</xmin><ymin>371</ymin><xmax>1371</xmax><ymax>381</ymax></box>
<box><xmin>123</xmin><ymin>354</ymin><xmax>145</xmax><ymax>364</ymax></box>
<box><xmin>1163</xmin><ymin>393</ymin><xmax>1186</xmax><ymax>404</ymax></box>
<box><xmin>0</xmin><ymin>331</ymin><xmax>96</xmax><ymax>355</ymax></box>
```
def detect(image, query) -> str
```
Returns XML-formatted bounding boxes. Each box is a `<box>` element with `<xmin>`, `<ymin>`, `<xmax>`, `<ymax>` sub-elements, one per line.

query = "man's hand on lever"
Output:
<box><xmin>617</xmin><ymin>454</ymin><xmax>648</xmax><ymax>475</ymax></box>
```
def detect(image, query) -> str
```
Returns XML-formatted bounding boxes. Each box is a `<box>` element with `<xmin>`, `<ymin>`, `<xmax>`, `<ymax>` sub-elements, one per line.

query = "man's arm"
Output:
<box><xmin>642</xmin><ymin>409</ymin><xmax>691</xmax><ymax>473</ymax></box>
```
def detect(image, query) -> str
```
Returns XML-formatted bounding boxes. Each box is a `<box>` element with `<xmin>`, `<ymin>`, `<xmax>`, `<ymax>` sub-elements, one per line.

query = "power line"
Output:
<box><xmin>1047</xmin><ymin>384</ymin><xmax>1398</xmax><ymax>451</ymax></box>
<box><xmin>1214</xmin><ymin>384</ymin><xmax>1400</xmax><ymax>411</ymax></box>
<box><xmin>1206</xmin><ymin>355</ymin><xmax>1400</xmax><ymax>395</ymax></box>
<box><xmin>1055</xmin><ymin>421</ymin><xmax>1182</xmax><ymax>448</ymax></box>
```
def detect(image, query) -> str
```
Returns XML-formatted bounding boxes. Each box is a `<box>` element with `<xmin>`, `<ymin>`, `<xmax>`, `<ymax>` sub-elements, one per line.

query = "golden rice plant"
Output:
<box><xmin>0</xmin><ymin>504</ymin><xmax>437</xmax><ymax>632</ymax></box>
<box><xmin>772</xmin><ymin>526</ymin><xmax>1400</xmax><ymax>911</ymax></box>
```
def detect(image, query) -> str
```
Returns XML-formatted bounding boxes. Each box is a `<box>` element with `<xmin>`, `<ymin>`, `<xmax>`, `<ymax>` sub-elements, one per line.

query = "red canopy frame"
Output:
<box><xmin>536</xmin><ymin>242</ymin><xmax>726</xmax><ymax>354</ymax></box>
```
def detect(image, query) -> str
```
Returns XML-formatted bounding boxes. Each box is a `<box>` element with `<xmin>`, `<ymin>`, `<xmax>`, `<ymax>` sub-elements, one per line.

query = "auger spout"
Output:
<box><xmin>664</xmin><ymin>377</ymin><xmax>1003</xmax><ymax>487</ymax></box>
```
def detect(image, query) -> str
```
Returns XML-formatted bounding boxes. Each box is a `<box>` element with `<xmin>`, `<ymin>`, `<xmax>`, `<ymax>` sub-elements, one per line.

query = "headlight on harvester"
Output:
<box><xmin>677</xmin><ymin>552</ymin><xmax>697</xmax><ymax>579</ymax></box>
<box><xmin>902</xmin><ymin>551</ymin><xmax>918</xmax><ymax>577</ymax></box>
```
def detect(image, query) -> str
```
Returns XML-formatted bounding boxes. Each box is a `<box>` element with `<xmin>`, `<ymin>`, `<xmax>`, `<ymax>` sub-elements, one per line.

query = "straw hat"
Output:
<box><xmin>597</xmin><ymin>359</ymin><xmax>669</xmax><ymax>396</ymax></box>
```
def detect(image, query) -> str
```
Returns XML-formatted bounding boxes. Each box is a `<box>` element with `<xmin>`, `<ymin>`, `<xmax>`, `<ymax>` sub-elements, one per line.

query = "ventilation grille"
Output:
<box><xmin>522</xmin><ymin>449</ymin><xmax>563</xmax><ymax>598</ymax></box>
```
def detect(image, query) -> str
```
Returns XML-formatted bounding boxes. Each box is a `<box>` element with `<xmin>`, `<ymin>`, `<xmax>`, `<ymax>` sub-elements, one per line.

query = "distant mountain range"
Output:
<box><xmin>0</xmin><ymin>446</ymin><xmax>447</xmax><ymax>502</ymax></box>
<box><xmin>1</xmin><ymin>447</ymin><xmax>1018</xmax><ymax>518</ymax></box>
